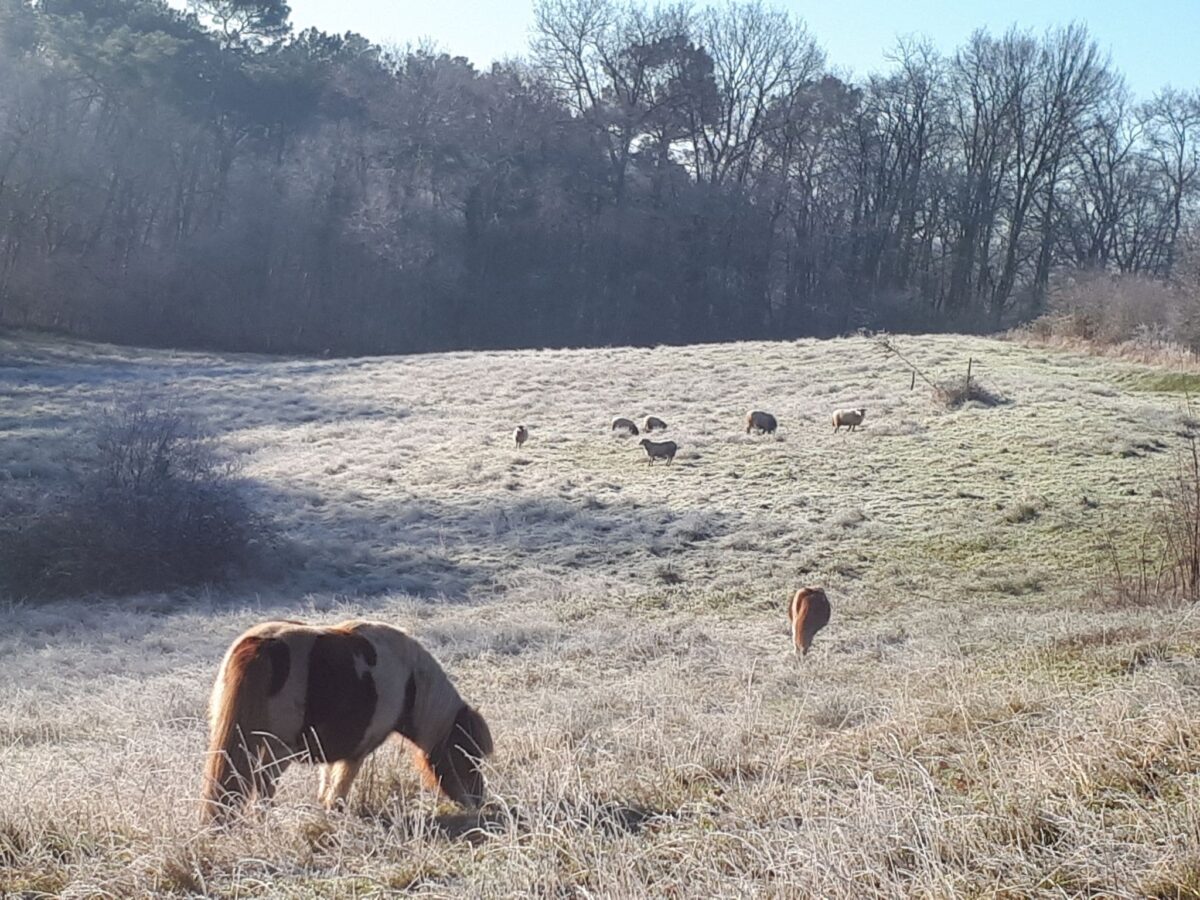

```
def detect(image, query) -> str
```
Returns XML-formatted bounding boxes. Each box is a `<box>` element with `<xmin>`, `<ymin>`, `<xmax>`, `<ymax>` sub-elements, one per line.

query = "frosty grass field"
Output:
<box><xmin>4</xmin><ymin>330</ymin><xmax>1200</xmax><ymax>897</ymax></box>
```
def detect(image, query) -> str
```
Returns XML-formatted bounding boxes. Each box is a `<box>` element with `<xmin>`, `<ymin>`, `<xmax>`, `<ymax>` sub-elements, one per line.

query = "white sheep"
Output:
<box><xmin>832</xmin><ymin>408</ymin><xmax>867</xmax><ymax>432</ymax></box>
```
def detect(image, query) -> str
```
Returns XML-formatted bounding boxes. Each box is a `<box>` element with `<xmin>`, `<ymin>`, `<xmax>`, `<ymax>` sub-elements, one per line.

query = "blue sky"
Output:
<box><xmin>285</xmin><ymin>0</ymin><xmax>1198</xmax><ymax>99</ymax></box>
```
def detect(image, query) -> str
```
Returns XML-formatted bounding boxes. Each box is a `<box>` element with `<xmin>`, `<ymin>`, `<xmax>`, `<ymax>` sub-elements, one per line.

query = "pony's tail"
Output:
<box><xmin>201</xmin><ymin>636</ymin><xmax>279</xmax><ymax>824</ymax></box>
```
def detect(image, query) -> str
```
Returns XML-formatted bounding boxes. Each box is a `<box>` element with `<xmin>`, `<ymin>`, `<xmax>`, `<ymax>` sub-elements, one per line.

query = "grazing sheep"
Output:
<box><xmin>745</xmin><ymin>410</ymin><xmax>778</xmax><ymax>435</ymax></box>
<box><xmin>643</xmin><ymin>415</ymin><xmax>668</xmax><ymax>432</ymax></box>
<box><xmin>789</xmin><ymin>587</ymin><xmax>831</xmax><ymax>655</ymax></box>
<box><xmin>612</xmin><ymin>417</ymin><xmax>640</xmax><ymax>436</ymax></box>
<box><xmin>514</xmin><ymin>425</ymin><xmax>528</xmax><ymax>448</ymax></box>
<box><xmin>639</xmin><ymin>438</ymin><xmax>677</xmax><ymax>465</ymax></box>
<box><xmin>832</xmin><ymin>408</ymin><xmax>867</xmax><ymax>432</ymax></box>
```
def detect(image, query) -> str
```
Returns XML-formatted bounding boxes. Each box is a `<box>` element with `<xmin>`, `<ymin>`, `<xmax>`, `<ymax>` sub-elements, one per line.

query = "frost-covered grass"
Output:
<box><xmin>3</xmin><ymin>330</ymin><xmax>1200</xmax><ymax>896</ymax></box>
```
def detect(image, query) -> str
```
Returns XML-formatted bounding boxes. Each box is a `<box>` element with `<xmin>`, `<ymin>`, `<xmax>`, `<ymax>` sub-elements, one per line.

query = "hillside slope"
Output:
<box><xmin>2</xmin><ymin>332</ymin><xmax>1198</xmax><ymax>896</ymax></box>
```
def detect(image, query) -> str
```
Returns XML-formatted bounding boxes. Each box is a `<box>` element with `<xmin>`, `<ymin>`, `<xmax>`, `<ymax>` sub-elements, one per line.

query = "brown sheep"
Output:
<box><xmin>639</xmin><ymin>438</ymin><xmax>677</xmax><ymax>465</ymax></box>
<box><xmin>643</xmin><ymin>416</ymin><xmax>668</xmax><ymax>432</ymax></box>
<box><xmin>514</xmin><ymin>425</ymin><xmax>528</xmax><ymax>448</ymax></box>
<box><xmin>788</xmin><ymin>587</ymin><xmax>831</xmax><ymax>655</ymax></box>
<box><xmin>612</xmin><ymin>417</ymin><xmax>640</xmax><ymax>436</ymax></box>
<box><xmin>745</xmin><ymin>410</ymin><xmax>778</xmax><ymax>435</ymax></box>
<box><xmin>832</xmin><ymin>408</ymin><xmax>867</xmax><ymax>432</ymax></box>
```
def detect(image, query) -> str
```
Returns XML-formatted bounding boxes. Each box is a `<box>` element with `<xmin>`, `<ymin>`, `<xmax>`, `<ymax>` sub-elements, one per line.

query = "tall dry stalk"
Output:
<box><xmin>1159</xmin><ymin>426</ymin><xmax>1200</xmax><ymax>600</ymax></box>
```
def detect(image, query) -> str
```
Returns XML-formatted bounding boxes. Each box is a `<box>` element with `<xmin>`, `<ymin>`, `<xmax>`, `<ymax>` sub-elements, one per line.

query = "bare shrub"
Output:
<box><xmin>0</xmin><ymin>397</ymin><xmax>272</xmax><ymax>600</ymax></box>
<box><xmin>875</xmin><ymin>334</ymin><xmax>1009</xmax><ymax>408</ymax></box>
<box><xmin>1157</xmin><ymin>431</ymin><xmax>1200</xmax><ymax>600</ymax></box>
<box><xmin>1025</xmin><ymin>271</ymin><xmax>1200</xmax><ymax>359</ymax></box>
<box><xmin>933</xmin><ymin>377</ymin><xmax>1008</xmax><ymax>409</ymax></box>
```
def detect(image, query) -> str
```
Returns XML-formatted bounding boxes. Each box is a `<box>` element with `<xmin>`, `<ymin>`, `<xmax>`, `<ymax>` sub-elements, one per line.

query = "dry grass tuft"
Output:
<box><xmin>933</xmin><ymin>376</ymin><xmax>1009</xmax><ymax>409</ymax></box>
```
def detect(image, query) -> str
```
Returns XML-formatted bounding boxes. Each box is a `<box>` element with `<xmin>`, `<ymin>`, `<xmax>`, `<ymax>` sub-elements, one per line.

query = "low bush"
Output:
<box><xmin>933</xmin><ymin>377</ymin><xmax>1008</xmax><ymax>409</ymax></box>
<box><xmin>1025</xmin><ymin>271</ymin><xmax>1200</xmax><ymax>358</ymax></box>
<box><xmin>0</xmin><ymin>397</ymin><xmax>273</xmax><ymax>600</ymax></box>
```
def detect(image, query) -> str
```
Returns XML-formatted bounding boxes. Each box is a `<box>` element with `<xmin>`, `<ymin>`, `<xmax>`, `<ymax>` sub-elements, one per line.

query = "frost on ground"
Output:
<box><xmin>3</xmin><ymin>332</ymin><xmax>1200</xmax><ymax>897</ymax></box>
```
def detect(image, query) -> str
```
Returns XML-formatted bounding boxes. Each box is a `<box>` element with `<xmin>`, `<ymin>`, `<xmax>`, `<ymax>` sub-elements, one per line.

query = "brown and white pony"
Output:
<box><xmin>201</xmin><ymin>619</ymin><xmax>493</xmax><ymax>824</ymax></box>
<box><xmin>788</xmin><ymin>588</ymin><xmax>831</xmax><ymax>655</ymax></box>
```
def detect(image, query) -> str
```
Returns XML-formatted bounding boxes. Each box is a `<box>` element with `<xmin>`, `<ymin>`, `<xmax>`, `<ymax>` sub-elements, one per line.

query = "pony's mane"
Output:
<box><xmin>342</xmin><ymin>621</ymin><xmax>464</xmax><ymax>752</ymax></box>
<box><xmin>408</xmin><ymin>643</ymin><xmax>468</xmax><ymax>751</ymax></box>
<box><xmin>386</xmin><ymin>627</ymin><xmax>491</xmax><ymax>804</ymax></box>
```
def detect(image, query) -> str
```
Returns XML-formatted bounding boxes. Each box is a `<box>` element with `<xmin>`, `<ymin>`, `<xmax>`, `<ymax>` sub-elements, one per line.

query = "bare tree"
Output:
<box><xmin>687</xmin><ymin>0</ymin><xmax>824</xmax><ymax>186</ymax></box>
<box><xmin>996</xmin><ymin>25</ymin><xmax>1114</xmax><ymax>313</ymax></box>
<box><xmin>1143</xmin><ymin>87</ymin><xmax>1200</xmax><ymax>276</ymax></box>
<box><xmin>532</xmin><ymin>0</ymin><xmax>698</xmax><ymax>203</ymax></box>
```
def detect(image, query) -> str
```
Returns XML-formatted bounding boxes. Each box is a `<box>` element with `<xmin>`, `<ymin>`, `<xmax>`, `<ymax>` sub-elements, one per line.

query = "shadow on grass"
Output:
<box><xmin>267</xmin><ymin>486</ymin><xmax>739</xmax><ymax>600</ymax></box>
<box><xmin>2</xmin><ymin>343</ymin><xmax>742</xmax><ymax>604</ymax></box>
<box><xmin>364</xmin><ymin>797</ymin><xmax>669</xmax><ymax>845</ymax></box>
<box><xmin>1</xmin><ymin>465</ymin><xmax>740</xmax><ymax>605</ymax></box>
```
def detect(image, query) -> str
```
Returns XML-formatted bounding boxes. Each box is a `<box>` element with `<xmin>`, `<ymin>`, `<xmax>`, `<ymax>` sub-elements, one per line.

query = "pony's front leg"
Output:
<box><xmin>317</xmin><ymin>763</ymin><xmax>332</xmax><ymax>806</ymax></box>
<box><xmin>322</xmin><ymin>758</ymin><xmax>364</xmax><ymax>810</ymax></box>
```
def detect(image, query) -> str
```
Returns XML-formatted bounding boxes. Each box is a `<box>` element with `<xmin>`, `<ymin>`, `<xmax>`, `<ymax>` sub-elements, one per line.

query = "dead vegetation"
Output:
<box><xmin>1018</xmin><ymin>271</ymin><xmax>1200</xmax><ymax>368</ymax></box>
<box><xmin>1099</xmin><ymin>420</ymin><xmax>1200</xmax><ymax>607</ymax></box>
<box><xmin>0</xmin><ymin>395</ymin><xmax>273</xmax><ymax>600</ymax></box>
<box><xmin>875</xmin><ymin>334</ymin><xmax>1010</xmax><ymax>408</ymax></box>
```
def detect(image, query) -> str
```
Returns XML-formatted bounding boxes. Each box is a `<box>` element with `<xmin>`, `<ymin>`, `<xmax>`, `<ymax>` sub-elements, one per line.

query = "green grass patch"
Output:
<box><xmin>1127</xmin><ymin>372</ymin><xmax>1200</xmax><ymax>394</ymax></box>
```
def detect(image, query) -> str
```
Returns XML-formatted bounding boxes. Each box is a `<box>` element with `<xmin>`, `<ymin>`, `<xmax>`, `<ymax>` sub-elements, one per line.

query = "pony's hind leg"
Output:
<box><xmin>322</xmin><ymin>757</ymin><xmax>364</xmax><ymax>810</ymax></box>
<box><xmin>242</xmin><ymin>744</ymin><xmax>291</xmax><ymax>818</ymax></box>
<box><xmin>792</xmin><ymin>612</ymin><xmax>808</xmax><ymax>655</ymax></box>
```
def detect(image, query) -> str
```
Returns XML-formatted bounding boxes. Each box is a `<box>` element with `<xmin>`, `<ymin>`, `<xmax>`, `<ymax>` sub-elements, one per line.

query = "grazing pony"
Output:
<box><xmin>201</xmin><ymin>619</ymin><xmax>493</xmax><ymax>824</ymax></box>
<box><xmin>788</xmin><ymin>588</ymin><xmax>831</xmax><ymax>655</ymax></box>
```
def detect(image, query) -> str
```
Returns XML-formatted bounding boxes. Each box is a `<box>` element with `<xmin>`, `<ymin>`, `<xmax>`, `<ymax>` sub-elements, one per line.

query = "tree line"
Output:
<box><xmin>0</xmin><ymin>0</ymin><xmax>1196</xmax><ymax>354</ymax></box>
